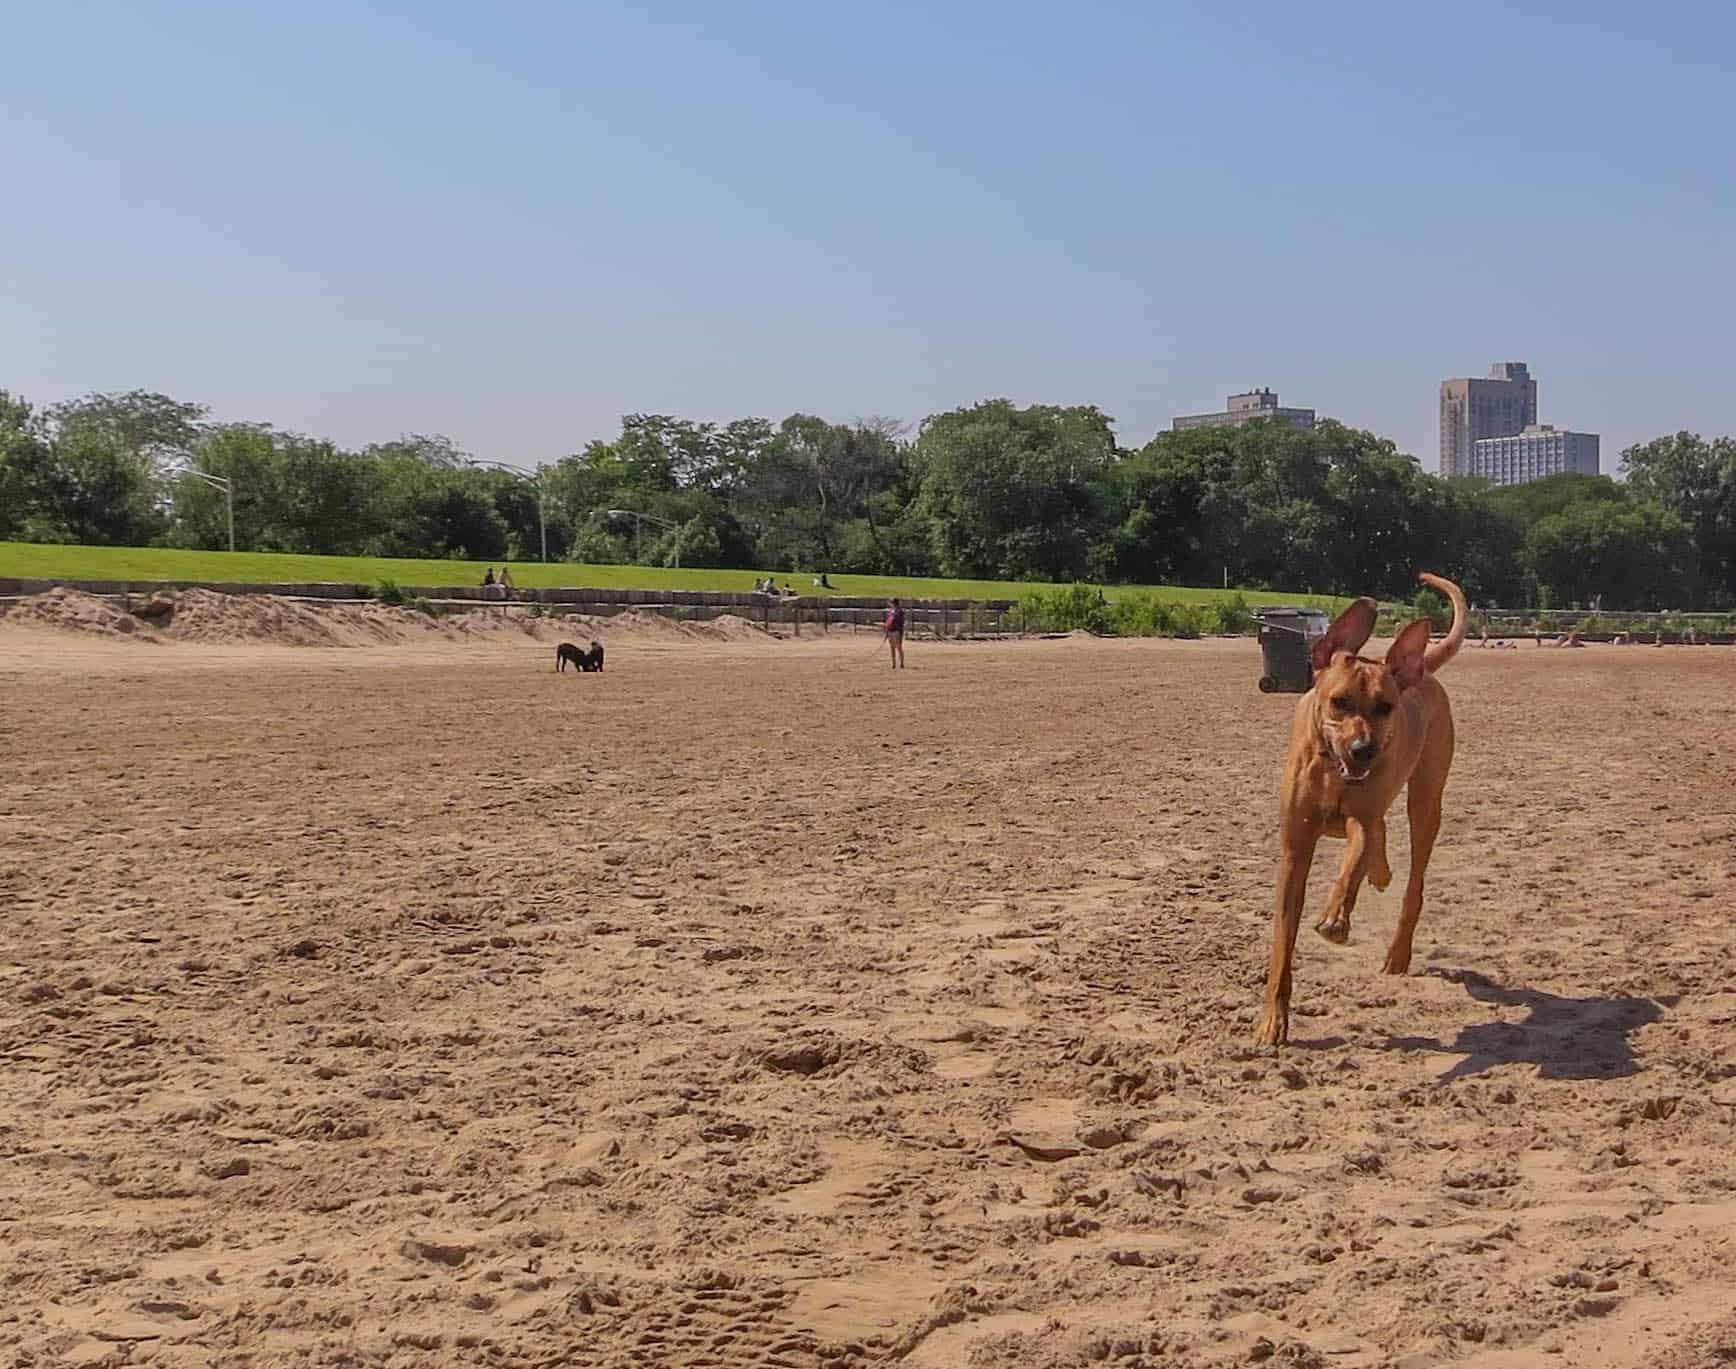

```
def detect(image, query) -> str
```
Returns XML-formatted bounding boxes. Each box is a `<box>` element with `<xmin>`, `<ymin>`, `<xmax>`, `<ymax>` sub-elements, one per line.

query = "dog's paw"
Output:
<box><xmin>1381</xmin><ymin>947</ymin><xmax>1412</xmax><ymax>975</ymax></box>
<box><xmin>1314</xmin><ymin>914</ymin><xmax>1350</xmax><ymax>946</ymax></box>
<box><xmin>1252</xmin><ymin>1008</ymin><xmax>1289</xmax><ymax>1048</ymax></box>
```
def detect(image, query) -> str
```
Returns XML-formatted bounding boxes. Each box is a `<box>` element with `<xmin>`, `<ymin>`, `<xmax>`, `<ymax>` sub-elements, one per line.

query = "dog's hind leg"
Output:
<box><xmin>1367</xmin><ymin>817</ymin><xmax>1392</xmax><ymax>891</ymax></box>
<box><xmin>1314</xmin><ymin>816</ymin><xmax>1371</xmax><ymax>945</ymax></box>
<box><xmin>1383</xmin><ymin>717</ymin><xmax>1453</xmax><ymax>975</ymax></box>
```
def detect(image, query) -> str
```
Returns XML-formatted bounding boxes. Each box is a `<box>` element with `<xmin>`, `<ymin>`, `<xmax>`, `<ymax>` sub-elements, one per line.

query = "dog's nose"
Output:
<box><xmin>1347</xmin><ymin>737</ymin><xmax>1377</xmax><ymax>765</ymax></box>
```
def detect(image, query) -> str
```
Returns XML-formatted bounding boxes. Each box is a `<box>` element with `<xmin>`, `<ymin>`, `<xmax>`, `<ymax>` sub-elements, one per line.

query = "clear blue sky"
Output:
<box><xmin>4</xmin><ymin>1</ymin><xmax>1731</xmax><ymax>472</ymax></box>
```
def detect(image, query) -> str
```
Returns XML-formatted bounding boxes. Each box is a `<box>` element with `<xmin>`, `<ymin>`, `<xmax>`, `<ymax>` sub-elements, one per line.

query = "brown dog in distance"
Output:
<box><xmin>1254</xmin><ymin>572</ymin><xmax>1468</xmax><ymax>1047</ymax></box>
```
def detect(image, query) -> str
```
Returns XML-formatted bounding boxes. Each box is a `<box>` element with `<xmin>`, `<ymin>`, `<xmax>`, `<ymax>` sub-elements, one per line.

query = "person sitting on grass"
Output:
<box><xmin>482</xmin><ymin>567</ymin><xmax>495</xmax><ymax>588</ymax></box>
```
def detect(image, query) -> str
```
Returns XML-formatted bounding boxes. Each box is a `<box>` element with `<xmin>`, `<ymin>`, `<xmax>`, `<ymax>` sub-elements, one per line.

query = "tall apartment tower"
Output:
<box><xmin>1439</xmin><ymin>362</ymin><xmax>1538</xmax><ymax>476</ymax></box>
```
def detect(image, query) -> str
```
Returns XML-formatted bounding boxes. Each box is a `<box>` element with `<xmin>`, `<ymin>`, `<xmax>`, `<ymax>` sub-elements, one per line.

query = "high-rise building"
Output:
<box><xmin>1172</xmin><ymin>388</ymin><xmax>1315</xmax><ymax>432</ymax></box>
<box><xmin>1438</xmin><ymin>362</ymin><xmax>1537</xmax><ymax>475</ymax></box>
<box><xmin>1470</xmin><ymin>425</ymin><xmax>1599</xmax><ymax>485</ymax></box>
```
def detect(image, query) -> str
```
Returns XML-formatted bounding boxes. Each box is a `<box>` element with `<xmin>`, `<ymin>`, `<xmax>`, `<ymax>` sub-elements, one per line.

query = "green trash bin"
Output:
<box><xmin>1255</xmin><ymin>607</ymin><xmax>1330</xmax><ymax>693</ymax></box>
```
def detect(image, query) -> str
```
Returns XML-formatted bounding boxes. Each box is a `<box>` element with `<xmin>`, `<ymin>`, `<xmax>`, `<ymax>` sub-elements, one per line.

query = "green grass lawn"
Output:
<box><xmin>0</xmin><ymin>541</ymin><xmax>1342</xmax><ymax>608</ymax></box>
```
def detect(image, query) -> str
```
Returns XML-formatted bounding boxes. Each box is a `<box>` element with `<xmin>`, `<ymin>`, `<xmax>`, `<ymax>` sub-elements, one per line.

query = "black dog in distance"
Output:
<box><xmin>556</xmin><ymin>641</ymin><xmax>605</xmax><ymax>673</ymax></box>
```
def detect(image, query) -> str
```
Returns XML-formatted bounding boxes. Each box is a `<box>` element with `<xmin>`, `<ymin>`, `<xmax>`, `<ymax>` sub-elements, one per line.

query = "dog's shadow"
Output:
<box><xmin>1383</xmin><ymin>968</ymin><xmax>1674</xmax><ymax>1082</ymax></box>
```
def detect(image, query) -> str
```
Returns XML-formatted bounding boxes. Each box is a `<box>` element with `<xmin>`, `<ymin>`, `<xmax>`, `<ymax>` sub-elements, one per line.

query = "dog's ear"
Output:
<box><xmin>1311</xmin><ymin>597</ymin><xmax>1378</xmax><ymax>672</ymax></box>
<box><xmin>1385</xmin><ymin>618</ymin><xmax>1434</xmax><ymax>689</ymax></box>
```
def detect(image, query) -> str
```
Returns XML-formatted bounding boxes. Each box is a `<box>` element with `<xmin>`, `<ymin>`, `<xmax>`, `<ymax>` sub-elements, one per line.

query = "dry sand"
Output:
<box><xmin>1</xmin><ymin>604</ymin><xmax>1734</xmax><ymax>1368</ymax></box>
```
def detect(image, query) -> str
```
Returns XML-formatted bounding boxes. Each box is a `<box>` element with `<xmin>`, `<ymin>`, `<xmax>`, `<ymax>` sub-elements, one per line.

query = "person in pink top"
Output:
<box><xmin>883</xmin><ymin>597</ymin><xmax>906</xmax><ymax>670</ymax></box>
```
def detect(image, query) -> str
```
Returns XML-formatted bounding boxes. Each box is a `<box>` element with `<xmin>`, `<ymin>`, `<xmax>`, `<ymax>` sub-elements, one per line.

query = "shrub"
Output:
<box><xmin>1104</xmin><ymin>595</ymin><xmax>1218</xmax><ymax>638</ymax></box>
<box><xmin>1414</xmin><ymin>585</ymin><xmax>1452</xmax><ymax>631</ymax></box>
<box><xmin>1020</xmin><ymin>583</ymin><xmax>1111</xmax><ymax>634</ymax></box>
<box><xmin>1021</xmin><ymin>588</ymin><xmax>1266</xmax><ymax>639</ymax></box>
<box><xmin>1166</xmin><ymin>603</ymin><xmax>1209</xmax><ymax>639</ymax></box>
<box><xmin>376</xmin><ymin>578</ymin><xmax>406</xmax><ymax>606</ymax></box>
<box><xmin>1107</xmin><ymin>593</ymin><xmax>1171</xmax><ymax>637</ymax></box>
<box><xmin>1216</xmin><ymin>593</ymin><xmax>1254</xmax><ymax>635</ymax></box>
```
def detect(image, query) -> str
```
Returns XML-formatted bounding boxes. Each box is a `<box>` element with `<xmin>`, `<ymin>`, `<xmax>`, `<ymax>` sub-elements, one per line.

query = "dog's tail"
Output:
<box><xmin>1419</xmin><ymin>572</ymin><xmax>1467</xmax><ymax>674</ymax></box>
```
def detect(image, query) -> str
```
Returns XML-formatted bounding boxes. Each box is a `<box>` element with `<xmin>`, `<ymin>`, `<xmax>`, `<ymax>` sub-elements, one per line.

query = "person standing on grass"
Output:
<box><xmin>884</xmin><ymin>597</ymin><xmax>906</xmax><ymax>670</ymax></box>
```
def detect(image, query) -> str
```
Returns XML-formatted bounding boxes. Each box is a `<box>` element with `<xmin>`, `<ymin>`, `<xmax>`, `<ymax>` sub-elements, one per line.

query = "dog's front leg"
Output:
<box><xmin>1383</xmin><ymin>785</ymin><xmax>1443</xmax><ymax>975</ymax></box>
<box><xmin>1314</xmin><ymin>816</ymin><xmax>1371</xmax><ymax>945</ymax></box>
<box><xmin>1366</xmin><ymin>817</ymin><xmax>1392</xmax><ymax>891</ymax></box>
<box><xmin>1254</xmin><ymin>820</ymin><xmax>1320</xmax><ymax>1047</ymax></box>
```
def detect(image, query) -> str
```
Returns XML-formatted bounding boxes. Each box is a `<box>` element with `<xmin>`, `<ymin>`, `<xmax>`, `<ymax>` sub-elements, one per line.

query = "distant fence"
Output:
<box><xmin>0</xmin><ymin>577</ymin><xmax>1022</xmax><ymax>639</ymax></box>
<box><xmin>1475</xmin><ymin>604</ymin><xmax>1734</xmax><ymax>645</ymax></box>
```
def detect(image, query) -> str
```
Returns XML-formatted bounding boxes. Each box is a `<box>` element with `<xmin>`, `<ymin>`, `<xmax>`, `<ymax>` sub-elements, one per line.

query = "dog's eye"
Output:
<box><xmin>1372</xmin><ymin>701</ymin><xmax>1393</xmax><ymax>718</ymax></box>
<box><xmin>1330</xmin><ymin>697</ymin><xmax>1354</xmax><ymax>714</ymax></box>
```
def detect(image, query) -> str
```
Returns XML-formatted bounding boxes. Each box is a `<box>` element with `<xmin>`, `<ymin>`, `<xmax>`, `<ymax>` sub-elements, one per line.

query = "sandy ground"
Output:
<box><xmin>2</xmin><ymin>609</ymin><xmax>1735</xmax><ymax>1368</ymax></box>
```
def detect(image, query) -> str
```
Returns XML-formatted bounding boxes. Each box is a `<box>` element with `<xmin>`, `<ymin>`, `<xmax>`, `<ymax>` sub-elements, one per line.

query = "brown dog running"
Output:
<box><xmin>1254</xmin><ymin>572</ymin><xmax>1468</xmax><ymax>1047</ymax></box>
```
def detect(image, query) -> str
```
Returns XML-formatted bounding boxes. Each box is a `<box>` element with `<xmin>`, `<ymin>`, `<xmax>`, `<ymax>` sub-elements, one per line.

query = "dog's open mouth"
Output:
<box><xmin>1335</xmin><ymin>754</ymin><xmax>1372</xmax><ymax>783</ymax></box>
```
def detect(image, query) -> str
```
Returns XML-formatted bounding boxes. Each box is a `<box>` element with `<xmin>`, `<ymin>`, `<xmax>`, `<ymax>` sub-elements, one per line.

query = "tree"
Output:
<box><xmin>1525</xmin><ymin>499</ymin><xmax>1695</xmax><ymax>609</ymax></box>
<box><xmin>478</xmin><ymin>468</ymin><xmax>560</xmax><ymax>563</ymax></box>
<box><xmin>273</xmin><ymin>436</ymin><xmax>380</xmax><ymax>555</ymax></box>
<box><xmin>1621</xmin><ymin>433</ymin><xmax>1736</xmax><ymax>605</ymax></box>
<box><xmin>7</xmin><ymin>372</ymin><xmax>1732</xmax><ymax>608</ymax></box>
<box><xmin>33</xmin><ymin>424</ymin><xmax>168</xmax><ymax>545</ymax></box>
<box><xmin>733</xmin><ymin>415</ymin><xmax>905</xmax><ymax>571</ymax></box>
<box><xmin>542</xmin><ymin>416</ymin><xmax>761</xmax><ymax>569</ymax></box>
<box><xmin>1105</xmin><ymin>419</ymin><xmax>1430</xmax><ymax>598</ymax></box>
<box><xmin>1488</xmin><ymin>471</ymin><xmax>1625</xmax><ymax>527</ymax></box>
<box><xmin>915</xmin><ymin>400</ymin><xmax>1117</xmax><ymax>581</ymax></box>
<box><xmin>369</xmin><ymin>455</ymin><xmax>508</xmax><ymax>561</ymax></box>
<box><xmin>364</xmin><ymin>433</ymin><xmax>473</xmax><ymax>469</ymax></box>
<box><xmin>0</xmin><ymin>391</ymin><xmax>51</xmax><ymax>540</ymax></box>
<box><xmin>1</xmin><ymin>390</ymin><xmax>207</xmax><ymax>545</ymax></box>
<box><xmin>48</xmin><ymin>390</ymin><xmax>206</xmax><ymax>473</ymax></box>
<box><xmin>168</xmin><ymin>424</ymin><xmax>276</xmax><ymax>551</ymax></box>
<box><xmin>1408</xmin><ymin>476</ymin><xmax>1527</xmax><ymax>606</ymax></box>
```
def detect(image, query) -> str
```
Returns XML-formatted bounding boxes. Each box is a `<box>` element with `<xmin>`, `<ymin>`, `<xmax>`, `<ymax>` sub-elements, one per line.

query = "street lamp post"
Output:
<box><xmin>606</xmin><ymin>509</ymin><xmax>681</xmax><ymax>568</ymax></box>
<box><xmin>468</xmin><ymin>459</ymin><xmax>547</xmax><ymax>562</ymax></box>
<box><xmin>184</xmin><ymin>467</ymin><xmax>235</xmax><ymax>552</ymax></box>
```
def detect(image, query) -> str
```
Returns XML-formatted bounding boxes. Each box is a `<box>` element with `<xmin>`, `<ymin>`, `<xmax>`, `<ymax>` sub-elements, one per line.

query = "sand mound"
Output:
<box><xmin>607</xmin><ymin>608</ymin><xmax>706</xmax><ymax>638</ymax></box>
<box><xmin>704</xmin><ymin>613</ymin><xmax>773</xmax><ymax>641</ymax></box>
<box><xmin>545</xmin><ymin>610</ymin><xmax>775</xmax><ymax>644</ymax></box>
<box><xmin>159</xmin><ymin>589</ymin><xmax>372</xmax><ymax>646</ymax></box>
<box><xmin>0</xmin><ymin>586</ymin><xmax>162</xmax><ymax>640</ymax></box>
<box><xmin>0</xmin><ymin>589</ymin><xmax>774</xmax><ymax>649</ymax></box>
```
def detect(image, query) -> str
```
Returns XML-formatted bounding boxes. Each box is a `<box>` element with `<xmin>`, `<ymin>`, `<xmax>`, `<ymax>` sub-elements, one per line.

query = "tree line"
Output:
<box><xmin>3</xmin><ymin>387</ymin><xmax>1732</xmax><ymax>609</ymax></box>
